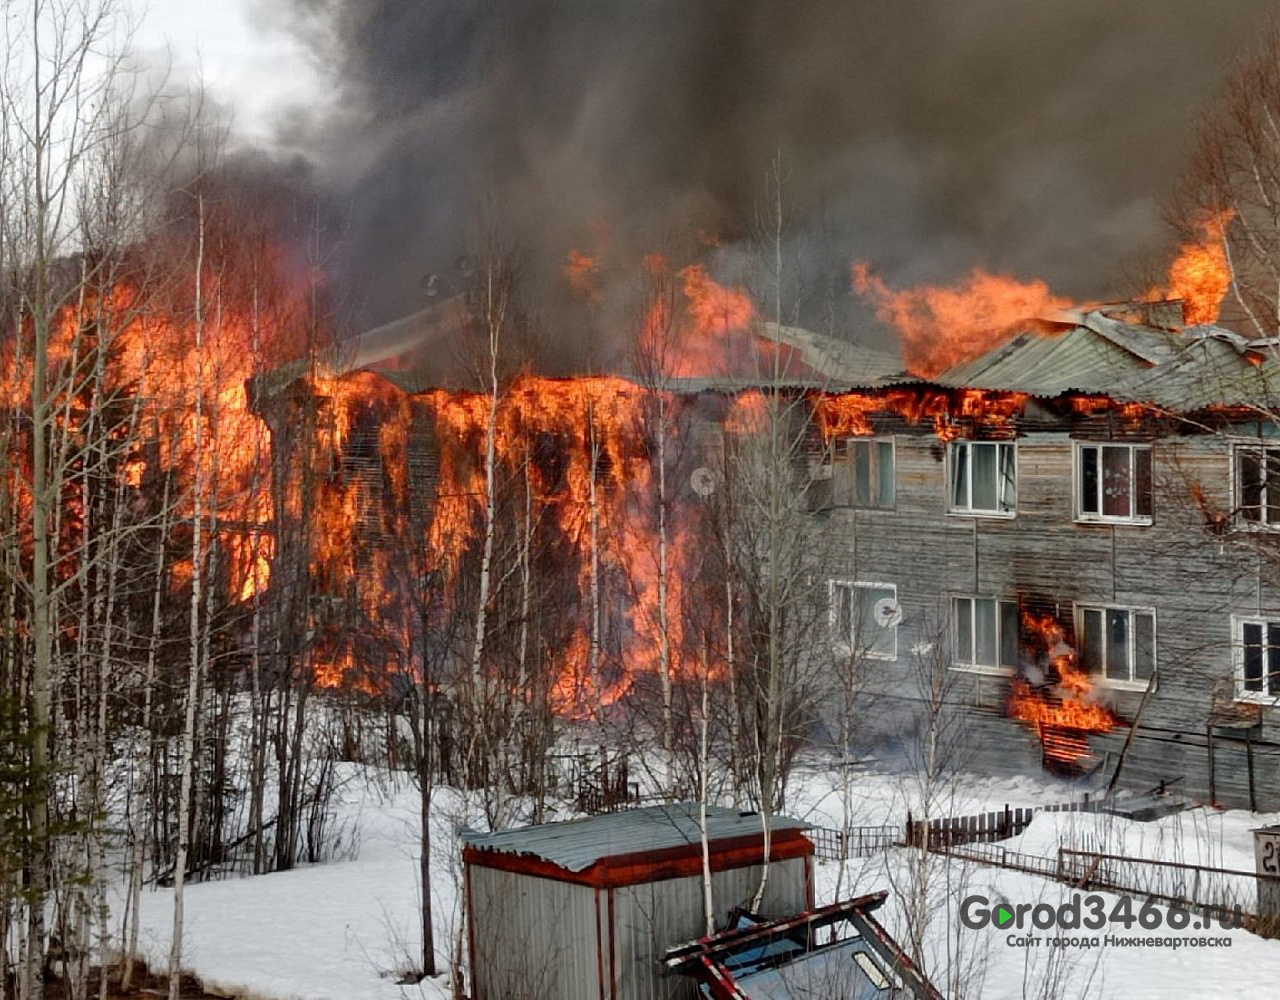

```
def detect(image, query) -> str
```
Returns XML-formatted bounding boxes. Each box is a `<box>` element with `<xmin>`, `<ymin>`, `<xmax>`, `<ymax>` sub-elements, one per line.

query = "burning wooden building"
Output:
<box><xmin>254</xmin><ymin>277</ymin><xmax>1280</xmax><ymax>809</ymax></box>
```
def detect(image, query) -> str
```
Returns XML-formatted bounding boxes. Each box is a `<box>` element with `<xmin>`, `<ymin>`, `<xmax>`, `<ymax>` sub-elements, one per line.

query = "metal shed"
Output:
<box><xmin>462</xmin><ymin>804</ymin><xmax>814</xmax><ymax>1000</ymax></box>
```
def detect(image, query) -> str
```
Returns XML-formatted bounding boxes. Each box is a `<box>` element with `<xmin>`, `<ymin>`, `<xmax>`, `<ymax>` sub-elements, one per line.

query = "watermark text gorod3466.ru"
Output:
<box><xmin>959</xmin><ymin>893</ymin><xmax>1239</xmax><ymax>949</ymax></box>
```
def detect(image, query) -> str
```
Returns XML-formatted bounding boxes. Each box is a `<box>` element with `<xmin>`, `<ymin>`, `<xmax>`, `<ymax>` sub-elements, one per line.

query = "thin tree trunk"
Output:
<box><xmin>698</xmin><ymin>642</ymin><xmax>714</xmax><ymax>935</ymax></box>
<box><xmin>170</xmin><ymin>194</ymin><xmax>208</xmax><ymax>1000</ymax></box>
<box><xmin>122</xmin><ymin>475</ymin><xmax>169</xmax><ymax>990</ymax></box>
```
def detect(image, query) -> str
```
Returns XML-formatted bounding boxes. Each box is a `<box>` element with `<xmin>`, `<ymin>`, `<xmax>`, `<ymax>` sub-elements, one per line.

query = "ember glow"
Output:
<box><xmin>564</xmin><ymin>249</ymin><xmax>603</xmax><ymax>304</ymax></box>
<box><xmin>1008</xmin><ymin>611</ymin><xmax>1116</xmax><ymax>767</ymax></box>
<box><xmin>852</xmin><ymin>263</ymin><xmax>1074</xmax><ymax>377</ymax></box>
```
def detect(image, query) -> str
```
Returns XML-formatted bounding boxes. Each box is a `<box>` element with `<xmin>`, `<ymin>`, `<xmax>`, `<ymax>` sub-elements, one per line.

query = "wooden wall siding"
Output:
<box><xmin>820</xmin><ymin>423</ymin><xmax>1280</xmax><ymax>809</ymax></box>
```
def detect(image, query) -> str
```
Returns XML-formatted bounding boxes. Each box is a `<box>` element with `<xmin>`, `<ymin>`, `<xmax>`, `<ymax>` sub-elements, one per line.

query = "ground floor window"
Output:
<box><xmin>1075</xmin><ymin>605</ymin><xmax>1155</xmax><ymax>685</ymax></box>
<box><xmin>1235</xmin><ymin>615</ymin><xmax>1280</xmax><ymax>701</ymax></box>
<box><xmin>830</xmin><ymin>580</ymin><xmax>898</xmax><ymax>660</ymax></box>
<box><xmin>952</xmin><ymin>596</ymin><xmax>1019</xmax><ymax>673</ymax></box>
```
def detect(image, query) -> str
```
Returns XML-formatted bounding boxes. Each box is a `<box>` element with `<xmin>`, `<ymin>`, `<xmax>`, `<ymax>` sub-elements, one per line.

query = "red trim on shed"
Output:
<box><xmin>463</xmin><ymin>828</ymin><xmax>814</xmax><ymax>890</ymax></box>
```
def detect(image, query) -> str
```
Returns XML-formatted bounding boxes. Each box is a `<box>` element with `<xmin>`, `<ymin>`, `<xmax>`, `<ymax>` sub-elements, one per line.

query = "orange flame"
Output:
<box><xmin>1008</xmin><ymin>611</ymin><xmax>1116</xmax><ymax>764</ymax></box>
<box><xmin>564</xmin><ymin>249</ymin><xmax>603</xmax><ymax>304</ymax></box>
<box><xmin>853</xmin><ymin>263</ymin><xmax>1074</xmax><ymax>378</ymax></box>
<box><xmin>1157</xmin><ymin>208</ymin><xmax>1235</xmax><ymax>326</ymax></box>
<box><xmin>639</xmin><ymin>259</ymin><xmax>756</xmax><ymax>377</ymax></box>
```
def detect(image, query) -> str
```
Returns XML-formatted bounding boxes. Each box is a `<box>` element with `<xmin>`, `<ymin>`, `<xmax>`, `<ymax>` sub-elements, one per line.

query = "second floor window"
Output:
<box><xmin>1235</xmin><ymin>444</ymin><xmax>1280</xmax><ymax>527</ymax></box>
<box><xmin>832</xmin><ymin>437</ymin><xmax>895</xmax><ymax>508</ymax></box>
<box><xmin>949</xmin><ymin>441</ymin><xmax>1016</xmax><ymax>516</ymax></box>
<box><xmin>1076</xmin><ymin>443</ymin><xmax>1152</xmax><ymax>523</ymax></box>
<box><xmin>1076</xmin><ymin>605</ymin><xmax>1155</xmax><ymax>686</ymax></box>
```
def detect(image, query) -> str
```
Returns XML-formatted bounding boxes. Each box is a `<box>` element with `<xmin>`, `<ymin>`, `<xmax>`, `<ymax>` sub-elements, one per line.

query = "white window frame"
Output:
<box><xmin>1073</xmin><ymin>441</ymin><xmax>1153</xmax><ymax>525</ymax></box>
<box><xmin>947</xmin><ymin>440</ymin><xmax>1017</xmax><ymax>518</ymax></box>
<box><xmin>1233</xmin><ymin>613</ymin><xmax>1280</xmax><ymax>704</ymax></box>
<box><xmin>829</xmin><ymin>580</ymin><xmax>898</xmax><ymax>661</ymax></box>
<box><xmin>1231</xmin><ymin>443</ymin><xmax>1280</xmax><ymax>530</ymax></box>
<box><xmin>1072</xmin><ymin>604</ymin><xmax>1156</xmax><ymax>691</ymax></box>
<box><xmin>950</xmin><ymin>595</ymin><xmax>1019</xmax><ymax>676</ymax></box>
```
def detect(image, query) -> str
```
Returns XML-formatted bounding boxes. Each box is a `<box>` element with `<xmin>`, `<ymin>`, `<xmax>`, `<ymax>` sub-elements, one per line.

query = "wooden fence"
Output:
<box><xmin>904</xmin><ymin>805</ymin><xmax>1035</xmax><ymax>851</ymax></box>
<box><xmin>902</xmin><ymin>796</ymin><xmax>1109</xmax><ymax>851</ymax></box>
<box><xmin>802</xmin><ymin>796</ymin><xmax>1111</xmax><ymax>861</ymax></box>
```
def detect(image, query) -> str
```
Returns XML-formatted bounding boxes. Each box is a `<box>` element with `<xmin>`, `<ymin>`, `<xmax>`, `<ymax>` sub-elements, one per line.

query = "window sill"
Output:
<box><xmin>949</xmin><ymin>663</ymin><xmax>1014</xmax><ymax>677</ymax></box>
<box><xmin>1093</xmin><ymin>677</ymin><xmax>1152</xmax><ymax>693</ymax></box>
<box><xmin>831</xmin><ymin>643</ymin><xmax>897</xmax><ymax>662</ymax></box>
<box><xmin>946</xmin><ymin>509</ymin><xmax>1017</xmax><ymax>520</ymax></box>
<box><xmin>1074</xmin><ymin>515</ymin><xmax>1152</xmax><ymax>527</ymax></box>
<box><xmin>1236</xmin><ymin>691</ymin><xmax>1280</xmax><ymax>706</ymax></box>
<box><xmin>1232</xmin><ymin>520</ymin><xmax>1280</xmax><ymax>534</ymax></box>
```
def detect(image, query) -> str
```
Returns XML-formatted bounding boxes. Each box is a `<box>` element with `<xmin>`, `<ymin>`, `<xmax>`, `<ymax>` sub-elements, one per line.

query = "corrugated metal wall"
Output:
<box><xmin>470</xmin><ymin>867</ymin><xmax>602</xmax><ymax>1000</ymax></box>
<box><xmin>469</xmin><ymin>856</ymin><xmax>808</xmax><ymax>1000</ymax></box>
<box><xmin>610</xmin><ymin>857</ymin><xmax>809</xmax><ymax>1000</ymax></box>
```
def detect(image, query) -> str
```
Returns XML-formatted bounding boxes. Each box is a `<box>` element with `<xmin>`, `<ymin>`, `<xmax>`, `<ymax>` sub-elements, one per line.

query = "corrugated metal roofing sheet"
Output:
<box><xmin>1109</xmin><ymin>334</ymin><xmax>1280</xmax><ymax>410</ymax></box>
<box><xmin>462</xmin><ymin>803</ymin><xmax>808</xmax><ymax>873</ymax></box>
<box><xmin>936</xmin><ymin>325</ymin><xmax>1148</xmax><ymax>396</ymax></box>
<box><xmin>762</xmin><ymin>322</ymin><xmax>908</xmax><ymax>385</ymax></box>
<box><xmin>935</xmin><ymin>310</ymin><xmax>1280</xmax><ymax>411</ymax></box>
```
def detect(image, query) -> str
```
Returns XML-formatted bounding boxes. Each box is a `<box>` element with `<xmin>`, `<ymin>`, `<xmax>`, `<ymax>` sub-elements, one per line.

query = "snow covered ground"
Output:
<box><xmin>129</xmin><ymin>762</ymin><xmax>1280</xmax><ymax>999</ymax></box>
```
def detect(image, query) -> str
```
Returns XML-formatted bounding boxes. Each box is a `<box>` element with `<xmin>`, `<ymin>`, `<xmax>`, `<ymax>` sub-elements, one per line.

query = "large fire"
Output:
<box><xmin>1156</xmin><ymin>208</ymin><xmax>1235</xmax><ymax>326</ymax></box>
<box><xmin>852</xmin><ymin>263</ymin><xmax>1074</xmax><ymax>377</ymax></box>
<box><xmin>854</xmin><ymin>206</ymin><xmax>1237</xmax><ymax>377</ymax></box>
<box><xmin>25</xmin><ymin>219</ymin><xmax>1216</xmax><ymax>732</ymax></box>
<box><xmin>1008</xmin><ymin>611</ymin><xmax>1116</xmax><ymax>768</ymax></box>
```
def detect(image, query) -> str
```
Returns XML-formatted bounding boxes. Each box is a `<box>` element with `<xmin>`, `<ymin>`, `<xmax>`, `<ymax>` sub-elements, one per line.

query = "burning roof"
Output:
<box><xmin>935</xmin><ymin>304</ymin><xmax>1280</xmax><ymax>412</ymax></box>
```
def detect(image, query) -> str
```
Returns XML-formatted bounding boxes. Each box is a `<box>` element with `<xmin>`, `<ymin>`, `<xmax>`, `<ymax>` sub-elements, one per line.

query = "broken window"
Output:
<box><xmin>1076</xmin><ymin>605</ymin><xmax>1155</xmax><ymax>685</ymax></box>
<box><xmin>948</xmin><ymin>441</ymin><xmax>1016</xmax><ymax>515</ymax></box>
<box><xmin>1236</xmin><ymin>617</ymin><xmax>1280</xmax><ymax>701</ymax></box>
<box><xmin>952</xmin><ymin>596</ymin><xmax>1019</xmax><ymax>672</ymax></box>
<box><xmin>1235</xmin><ymin>445</ymin><xmax>1280</xmax><ymax>526</ymax></box>
<box><xmin>830</xmin><ymin>580</ymin><xmax>898</xmax><ymax>660</ymax></box>
<box><xmin>827</xmin><ymin>437</ymin><xmax>895</xmax><ymax>508</ymax></box>
<box><xmin>1076</xmin><ymin>442</ymin><xmax>1152</xmax><ymax>522</ymax></box>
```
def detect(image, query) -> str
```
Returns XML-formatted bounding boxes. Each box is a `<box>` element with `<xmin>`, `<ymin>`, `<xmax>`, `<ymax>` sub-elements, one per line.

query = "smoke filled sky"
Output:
<box><xmin>138</xmin><ymin>0</ymin><xmax>1279</xmax><ymax>346</ymax></box>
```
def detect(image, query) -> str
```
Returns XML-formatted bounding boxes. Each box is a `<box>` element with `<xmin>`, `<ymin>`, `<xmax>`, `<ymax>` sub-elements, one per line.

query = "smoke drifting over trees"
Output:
<box><xmin>241</xmin><ymin>1</ymin><xmax>1278</xmax><ymax>351</ymax></box>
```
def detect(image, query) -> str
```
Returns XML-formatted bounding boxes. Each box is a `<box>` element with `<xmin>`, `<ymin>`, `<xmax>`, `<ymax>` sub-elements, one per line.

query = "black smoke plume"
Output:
<box><xmin>260</xmin><ymin>0</ymin><xmax>1275</xmax><ymax>358</ymax></box>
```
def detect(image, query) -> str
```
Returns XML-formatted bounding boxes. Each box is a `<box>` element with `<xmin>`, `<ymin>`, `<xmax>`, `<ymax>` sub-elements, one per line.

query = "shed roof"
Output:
<box><xmin>462</xmin><ymin>803</ymin><xmax>807</xmax><ymax>874</ymax></box>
